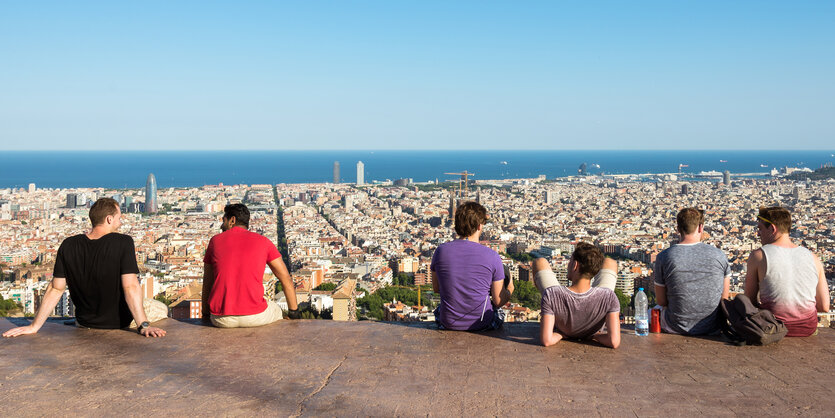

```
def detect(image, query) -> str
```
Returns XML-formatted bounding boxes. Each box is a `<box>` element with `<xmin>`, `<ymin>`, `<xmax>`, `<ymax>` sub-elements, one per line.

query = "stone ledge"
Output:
<box><xmin>1</xmin><ymin>318</ymin><xmax>833</xmax><ymax>416</ymax></box>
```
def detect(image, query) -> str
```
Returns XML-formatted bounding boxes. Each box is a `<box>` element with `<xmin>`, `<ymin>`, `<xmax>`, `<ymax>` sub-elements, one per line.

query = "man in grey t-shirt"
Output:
<box><xmin>654</xmin><ymin>208</ymin><xmax>730</xmax><ymax>335</ymax></box>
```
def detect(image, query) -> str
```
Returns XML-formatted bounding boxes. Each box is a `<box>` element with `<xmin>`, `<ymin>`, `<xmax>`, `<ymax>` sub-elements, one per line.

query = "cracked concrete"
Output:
<box><xmin>0</xmin><ymin>318</ymin><xmax>833</xmax><ymax>416</ymax></box>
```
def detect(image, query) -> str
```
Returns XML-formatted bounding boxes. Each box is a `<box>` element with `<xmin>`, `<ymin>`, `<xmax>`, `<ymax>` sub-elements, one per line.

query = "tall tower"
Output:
<box><xmin>356</xmin><ymin>161</ymin><xmax>365</xmax><ymax>186</ymax></box>
<box><xmin>723</xmin><ymin>170</ymin><xmax>730</xmax><ymax>186</ymax></box>
<box><xmin>145</xmin><ymin>173</ymin><xmax>158</xmax><ymax>214</ymax></box>
<box><xmin>333</xmin><ymin>161</ymin><xmax>340</xmax><ymax>184</ymax></box>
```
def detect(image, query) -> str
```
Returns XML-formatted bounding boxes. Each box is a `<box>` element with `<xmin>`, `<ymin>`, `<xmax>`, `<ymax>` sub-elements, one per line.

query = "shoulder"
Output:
<box><xmin>542</xmin><ymin>285</ymin><xmax>564</xmax><ymax>299</ymax></box>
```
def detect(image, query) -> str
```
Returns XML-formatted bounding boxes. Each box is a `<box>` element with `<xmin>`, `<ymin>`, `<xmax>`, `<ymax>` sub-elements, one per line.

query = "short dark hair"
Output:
<box><xmin>224</xmin><ymin>203</ymin><xmax>250</xmax><ymax>228</ymax></box>
<box><xmin>758</xmin><ymin>206</ymin><xmax>791</xmax><ymax>234</ymax></box>
<box><xmin>572</xmin><ymin>242</ymin><xmax>604</xmax><ymax>279</ymax></box>
<box><xmin>454</xmin><ymin>201</ymin><xmax>487</xmax><ymax>237</ymax></box>
<box><xmin>89</xmin><ymin>198</ymin><xmax>120</xmax><ymax>227</ymax></box>
<box><xmin>676</xmin><ymin>207</ymin><xmax>704</xmax><ymax>235</ymax></box>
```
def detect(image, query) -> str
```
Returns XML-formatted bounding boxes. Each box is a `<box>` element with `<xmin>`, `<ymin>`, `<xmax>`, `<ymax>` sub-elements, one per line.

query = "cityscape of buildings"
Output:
<box><xmin>1</xmin><ymin>167</ymin><xmax>834</xmax><ymax>326</ymax></box>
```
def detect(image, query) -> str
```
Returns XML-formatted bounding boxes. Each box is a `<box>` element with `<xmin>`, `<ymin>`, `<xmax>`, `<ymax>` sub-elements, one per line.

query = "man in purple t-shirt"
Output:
<box><xmin>431</xmin><ymin>201</ymin><xmax>514</xmax><ymax>331</ymax></box>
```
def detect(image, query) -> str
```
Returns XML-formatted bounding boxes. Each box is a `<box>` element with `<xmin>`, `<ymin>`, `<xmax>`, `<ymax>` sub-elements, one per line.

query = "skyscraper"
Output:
<box><xmin>333</xmin><ymin>161</ymin><xmax>340</xmax><ymax>184</ymax></box>
<box><xmin>66</xmin><ymin>193</ymin><xmax>78</xmax><ymax>208</ymax></box>
<box><xmin>28</xmin><ymin>183</ymin><xmax>36</xmax><ymax>193</ymax></box>
<box><xmin>723</xmin><ymin>170</ymin><xmax>731</xmax><ymax>186</ymax></box>
<box><xmin>356</xmin><ymin>161</ymin><xmax>365</xmax><ymax>186</ymax></box>
<box><xmin>578</xmin><ymin>162</ymin><xmax>587</xmax><ymax>176</ymax></box>
<box><xmin>145</xmin><ymin>173</ymin><xmax>158</xmax><ymax>214</ymax></box>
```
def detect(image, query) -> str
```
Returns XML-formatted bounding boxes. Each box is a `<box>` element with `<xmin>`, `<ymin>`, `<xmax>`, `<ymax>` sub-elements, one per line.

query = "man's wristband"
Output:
<box><xmin>287</xmin><ymin>308</ymin><xmax>301</xmax><ymax>320</ymax></box>
<box><xmin>137</xmin><ymin>321</ymin><xmax>150</xmax><ymax>334</ymax></box>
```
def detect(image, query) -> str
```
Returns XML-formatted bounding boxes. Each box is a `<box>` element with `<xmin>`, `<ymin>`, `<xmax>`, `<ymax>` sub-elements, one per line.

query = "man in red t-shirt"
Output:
<box><xmin>202</xmin><ymin>204</ymin><xmax>299</xmax><ymax>327</ymax></box>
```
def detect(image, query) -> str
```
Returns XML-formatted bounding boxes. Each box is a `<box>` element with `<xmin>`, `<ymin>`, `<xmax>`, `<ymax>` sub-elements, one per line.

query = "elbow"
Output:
<box><xmin>609</xmin><ymin>337</ymin><xmax>621</xmax><ymax>349</ymax></box>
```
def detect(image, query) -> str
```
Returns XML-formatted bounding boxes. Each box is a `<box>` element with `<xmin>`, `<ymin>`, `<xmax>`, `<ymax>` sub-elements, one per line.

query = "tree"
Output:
<box><xmin>154</xmin><ymin>292</ymin><xmax>174</xmax><ymax>306</ymax></box>
<box><xmin>503</xmin><ymin>252</ymin><xmax>535</xmax><ymax>263</ymax></box>
<box><xmin>392</xmin><ymin>273</ymin><xmax>414</xmax><ymax>286</ymax></box>
<box><xmin>0</xmin><ymin>295</ymin><xmax>22</xmax><ymax>316</ymax></box>
<box><xmin>614</xmin><ymin>289</ymin><xmax>630</xmax><ymax>314</ymax></box>
<box><xmin>314</xmin><ymin>282</ymin><xmax>337</xmax><ymax>292</ymax></box>
<box><xmin>275</xmin><ymin>281</ymin><xmax>283</xmax><ymax>294</ymax></box>
<box><xmin>510</xmin><ymin>280</ymin><xmax>541</xmax><ymax>310</ymax></box>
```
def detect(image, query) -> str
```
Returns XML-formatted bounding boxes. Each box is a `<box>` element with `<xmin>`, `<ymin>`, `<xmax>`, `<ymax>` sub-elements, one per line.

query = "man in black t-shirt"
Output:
<box><xmin>3</xmin><ymin>198</ymin><xmax>167</xmax><ymax>338</ymax></box>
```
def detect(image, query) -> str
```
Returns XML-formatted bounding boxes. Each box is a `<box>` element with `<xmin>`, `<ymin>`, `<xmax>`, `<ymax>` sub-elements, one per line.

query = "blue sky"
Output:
<box><xmin>1</xmin><ymin>1</ymin><xmax>833</xmax><ymax>150</ymax></box>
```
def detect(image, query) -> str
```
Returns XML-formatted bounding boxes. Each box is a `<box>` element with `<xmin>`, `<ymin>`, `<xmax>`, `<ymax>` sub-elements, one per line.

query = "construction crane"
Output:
<box><xmin>444</xmin><ymin>171</ymin><xmax>474</xmax><ymax>198</ymax></box>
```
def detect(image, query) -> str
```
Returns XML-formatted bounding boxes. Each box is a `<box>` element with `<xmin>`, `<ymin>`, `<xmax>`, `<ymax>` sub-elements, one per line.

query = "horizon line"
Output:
<box><xmin>2</xmin><ymin>149</ymin><xmax>833</xmax><ymax>152</ymax></box>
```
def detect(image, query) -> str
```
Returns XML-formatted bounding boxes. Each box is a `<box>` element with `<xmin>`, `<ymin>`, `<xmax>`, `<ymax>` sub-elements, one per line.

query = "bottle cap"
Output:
<box><xmin>638</xmin><ymin>287</ymin><xmax>644</xmax><ymax>291</ymax></box>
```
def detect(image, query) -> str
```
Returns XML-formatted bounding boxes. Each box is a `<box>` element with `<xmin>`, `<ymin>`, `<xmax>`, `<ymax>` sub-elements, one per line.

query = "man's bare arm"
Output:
<box><xmin>744</xmin><ymin>250</ymin><xmax>763</xmax><ymax>303</ymax></box>
<box><xmin>814</xmin><ymin>256</ymin><xmax>830</xmax><ymax>313</ymax></box>
<box><xmin>2</xmin><ymin>277</ymin><xmax>67</xmax><ymax>338</ymax></box>
<box><xmin>540</xmin><ymin>314</ymin><xmax>563</xmax><ymax>347</ymax></box>
<box><xmin>490</xmin><ymin>279</ymin><xmax>513</xmax><ymax>309</ymax></box>
<box><xmin>268</xmin><ymin>258</ymin><xmax>298</xmax><ymax>311</ymax></box>
<box><xmin>122</xmin><ymin>273</ymin><xmax>166</xmax><ymax>337</ymax></box>
<box><xmin>202</xmin><ymin>262</ymin><xmax>215</xmax><ymax>319</ymax></box>
<box><xmin>592</xmin><ymin>312</ymin><xmax>621</xmax><ymax>349</ymax></box>
<box><xmin>431</xmin><ymin>269</ymin><xmax>440</xmax><ymax>293</ymax></box>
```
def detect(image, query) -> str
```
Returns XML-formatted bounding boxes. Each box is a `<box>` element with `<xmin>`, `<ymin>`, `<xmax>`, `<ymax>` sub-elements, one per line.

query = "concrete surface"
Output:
<box><xmin>1</xmin><ymin>318</ymin><xmax>833</xmax><ymax>417</ymax></box>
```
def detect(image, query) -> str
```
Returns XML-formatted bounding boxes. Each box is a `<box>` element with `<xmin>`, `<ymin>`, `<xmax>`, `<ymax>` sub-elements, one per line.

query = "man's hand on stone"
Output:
<box><xmin>2</xmin><ymin>325</ymin><xmax>38</xmax><ymax>338</ymax></box>
<box><xmin>139</xmin><ymin>326</ymin><xmax>166</xmax><ymax>338</ymax></box>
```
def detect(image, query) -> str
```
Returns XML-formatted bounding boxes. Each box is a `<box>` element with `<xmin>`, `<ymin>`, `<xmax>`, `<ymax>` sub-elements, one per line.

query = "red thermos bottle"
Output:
<box><xmin>650</xmin><ymin>308</ymin><xmax>661</xmax><ymax>333</ymax></box>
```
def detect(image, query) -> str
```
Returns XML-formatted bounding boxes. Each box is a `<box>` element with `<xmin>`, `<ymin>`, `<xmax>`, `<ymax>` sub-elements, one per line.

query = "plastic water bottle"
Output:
<box><xmin>635</xmin><ymin>288</ymin><xmax>649</xmax><ymax>336</ymax></box>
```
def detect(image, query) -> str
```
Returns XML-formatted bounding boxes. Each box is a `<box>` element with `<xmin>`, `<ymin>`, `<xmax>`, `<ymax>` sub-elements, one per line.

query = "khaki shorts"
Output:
<box><xmin>211</xmin><ymin>300</ymin><xmax>283</xmax><ymax>328</ymax></box>
<box><xmin>535</xmin><ymin>268</ymin><xmax>617</xmax><ymax>291</ymax></box>
<box><xmin>127</xmin><ymin>298</ymin><xmax>170</xmax><ymax>328</ymax></box>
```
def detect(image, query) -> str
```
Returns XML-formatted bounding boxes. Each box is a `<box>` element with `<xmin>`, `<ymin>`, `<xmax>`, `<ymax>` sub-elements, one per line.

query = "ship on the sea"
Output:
<box><xmin>696</xmin><ymin>170</ymin><xmax>723</xmax><ymax>177</ymax></box>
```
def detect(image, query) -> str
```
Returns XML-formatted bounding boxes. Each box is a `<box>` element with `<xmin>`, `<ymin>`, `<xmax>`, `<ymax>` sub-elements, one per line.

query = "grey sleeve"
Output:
<box><xmin>654</xmin><ymin>253</ymin><xmax>665</xmax><ymax>286</ymax></box>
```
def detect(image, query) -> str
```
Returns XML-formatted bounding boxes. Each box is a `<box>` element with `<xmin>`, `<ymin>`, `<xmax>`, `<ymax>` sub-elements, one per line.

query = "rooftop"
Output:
<box><xmin>1</xmin><ymin>318</ymin><xmax>833</xmax><ymax>416</ymax></box>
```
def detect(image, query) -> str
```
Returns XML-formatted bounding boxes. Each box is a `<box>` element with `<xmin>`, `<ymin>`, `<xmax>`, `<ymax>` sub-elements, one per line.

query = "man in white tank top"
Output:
<box><xmin>744</xmin><ymin>207</ymin><xmax>830</xmax><ymax>337</ymax></box>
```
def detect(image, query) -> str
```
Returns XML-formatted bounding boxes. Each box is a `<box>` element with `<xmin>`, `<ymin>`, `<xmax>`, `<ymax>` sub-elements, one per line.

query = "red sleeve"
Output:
<box><xmin>203</xmin><ymin>237</ymin><xmax>215</xmax><ymax>264</ymax></box>
<box><xmin>266</xmin><ymin>238</ymin><xmax>281</xmax><ymax>263</ymax></box>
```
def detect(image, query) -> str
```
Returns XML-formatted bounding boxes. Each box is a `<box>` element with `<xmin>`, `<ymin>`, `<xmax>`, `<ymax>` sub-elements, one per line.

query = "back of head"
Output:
<box><xmin>572</xmin><ymin>242</ymin><xmax>604</xmax><ymax>279</ymax></box>
<box><xmin>224</xmin><ymin>203</ymin><xmax>250</xmax><ymax>228</ymax></box>
<box><xmin>758</xmin><ymin>206</ymin><xmax>791</xmax><ymax>234</ymax></box>
<box><xmin>676</xmin><ymin>207</ymin><xmax>704</xmax><ymax>235</ymax></box>
<box><xmin>454</xmin><ymin>201</ymin><xmax>487</xmax><ymax>237</ymax></box>
<box><xmin>89</xmin><ymin>198</ymin><xmax>119</xmax><ymax>227</ymax></box>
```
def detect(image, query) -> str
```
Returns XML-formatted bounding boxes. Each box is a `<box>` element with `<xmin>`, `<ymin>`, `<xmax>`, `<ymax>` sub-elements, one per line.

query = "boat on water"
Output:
<box><xmin>719</xmin><ymin>160</ymin><xmax>727</xmax><ymax>163</ymax></box>
<box><xmin>760</xmin><ymin>164</ymin><xmax>768</xmax><ymax>168</ymax></box>
<box><xmin>695</xmin><ymin>170</ymin><xmax>723</xmax><ymax>177</ymax></box>
<box><xmin>500</xmin><ymin>161</ymin><xmax>508</xmax><ymax>165</ymax></box>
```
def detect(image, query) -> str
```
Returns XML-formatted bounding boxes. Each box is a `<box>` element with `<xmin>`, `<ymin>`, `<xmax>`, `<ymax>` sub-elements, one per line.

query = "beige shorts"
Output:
<box><xmin>535</xmin><ymin>268</ymin><xmax>617</xmax><ymax>291</ymax></box>
<box><xmin>211</xmin><ymin>300</ymin><xmax>283</xmax><ymax>328</ymax></box>
<box><xmin>127</xmin><ymin>298</ymin><xmax>170</xmax><ymax>328</ymax></box>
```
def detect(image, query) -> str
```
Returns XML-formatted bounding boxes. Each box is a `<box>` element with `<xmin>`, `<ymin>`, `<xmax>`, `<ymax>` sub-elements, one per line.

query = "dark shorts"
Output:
<box><xmin>434</xmin><ymin>306</ymin><xmax>504</xmax><ymax>331</ymax></box>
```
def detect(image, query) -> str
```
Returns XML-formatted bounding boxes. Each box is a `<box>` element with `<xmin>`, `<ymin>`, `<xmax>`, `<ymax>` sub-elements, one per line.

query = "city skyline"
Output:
<box><xmin>1</xmin><ymin>2</ymin><xmax>834</xmax><ymax>151</ymax></box>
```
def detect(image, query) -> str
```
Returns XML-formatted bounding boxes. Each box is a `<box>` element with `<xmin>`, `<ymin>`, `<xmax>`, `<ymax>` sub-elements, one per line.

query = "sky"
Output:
<box><xmin>1</xmin><ymin>1</ymin><xmax>833</xmax><ymax>150</ymax></box>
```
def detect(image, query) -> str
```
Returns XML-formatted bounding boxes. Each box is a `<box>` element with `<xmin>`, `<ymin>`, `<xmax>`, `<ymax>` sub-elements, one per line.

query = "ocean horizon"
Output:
<box><xmin>1</xmin><ymin>150</ymin><xmax>833</xmax><ymax>189</ymax></box>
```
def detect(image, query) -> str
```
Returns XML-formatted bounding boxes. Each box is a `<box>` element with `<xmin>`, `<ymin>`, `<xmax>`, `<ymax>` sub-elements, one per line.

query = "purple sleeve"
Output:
<box><xmin>492</xmin><ymin>253</ymin><xmax>505</xmax><ymax>282</ymax></box>
<box><xmin>540</xmin><ymin>288</ymin><xmax>555</xmax><ymax>316</ymax></box>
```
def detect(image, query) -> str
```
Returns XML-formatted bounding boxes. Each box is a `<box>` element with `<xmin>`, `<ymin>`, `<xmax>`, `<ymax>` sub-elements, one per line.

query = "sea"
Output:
<box><xmin>1</xmin><ymin>150</ymin><xmax>833</xmax><ymax>189</ymax></box>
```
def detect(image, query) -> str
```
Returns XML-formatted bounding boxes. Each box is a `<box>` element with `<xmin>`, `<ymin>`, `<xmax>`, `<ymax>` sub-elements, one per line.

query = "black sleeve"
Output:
<box><xmin>53</xmin><ymin>241</ymin><xmax>66</xmax><ymax>278</ymax></box>
<box><xmin>121</xmin><ymin>236</ymin><xmax>140</xmax><ymax>275</ymax></box>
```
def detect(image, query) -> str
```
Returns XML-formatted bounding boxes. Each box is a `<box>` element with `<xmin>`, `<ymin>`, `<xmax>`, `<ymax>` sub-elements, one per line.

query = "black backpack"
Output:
<box><xmin>717</xmin><ymin>294</ymin><xmax>788</xmax><ymax>346</ymax></box>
